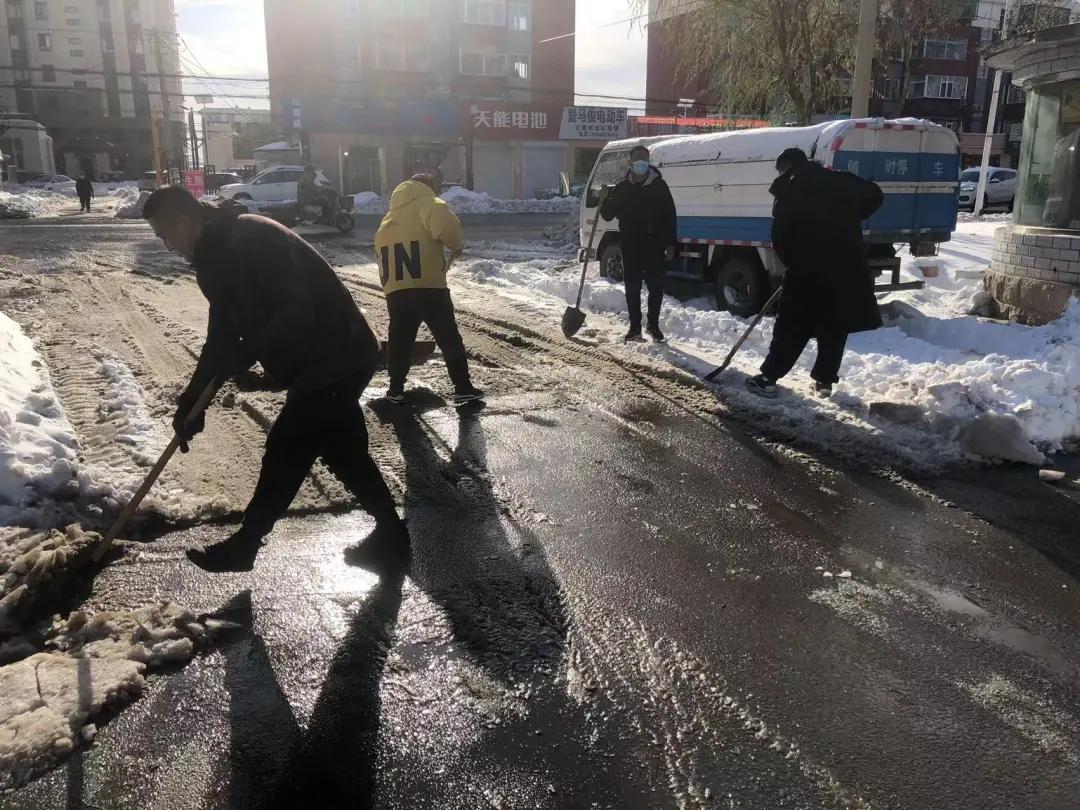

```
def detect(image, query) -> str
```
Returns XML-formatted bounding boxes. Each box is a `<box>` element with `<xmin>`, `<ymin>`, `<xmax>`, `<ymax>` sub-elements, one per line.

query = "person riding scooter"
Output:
<box><xmin>298</xmin><ymin>164</ymin><xmax>337</xmax><ymax>223</ymax></box>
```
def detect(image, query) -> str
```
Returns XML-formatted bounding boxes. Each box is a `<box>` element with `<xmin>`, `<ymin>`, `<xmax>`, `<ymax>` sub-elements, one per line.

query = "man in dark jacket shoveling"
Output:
<box><xmin>143</xmin><ymin>186</ymin><xmax>406</xmax><ymax>572</ymax></box>
<box><xmin>599</xmin><ymin>144</ymin><xmax>678</xmax><ymax>343</ymax></box>
<box><xmin>746</xmin><ymin>148</ymin><xmax>884</xmax><ymax>398</ymax></box>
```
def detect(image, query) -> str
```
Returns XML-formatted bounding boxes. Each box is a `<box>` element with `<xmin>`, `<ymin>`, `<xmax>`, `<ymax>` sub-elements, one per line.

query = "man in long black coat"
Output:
<box><xmin>746</xmin><ymin>148</ymin><xmax>884</xmax><ymax>398</ymax></box>
<box><xmin>599</xmin><ymin>144</ymin><xmax>678</xmax><ymax>343</ymax></box>
<box><xmin>75</xmin><ymin>172</ymin><xmax>94</xmax><ymax>213</ymax></box>
<box><xmin>143</xmin><ymin>186</ymin><xmax>405</xmax><ymax>572</ymax></box>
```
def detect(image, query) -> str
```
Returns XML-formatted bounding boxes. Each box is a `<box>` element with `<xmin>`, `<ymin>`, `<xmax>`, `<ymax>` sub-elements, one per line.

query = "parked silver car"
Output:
<box><xmin>958</xmin><ymin>167</ymin><xmax>1017</xmax><ymax>212</ymax></box>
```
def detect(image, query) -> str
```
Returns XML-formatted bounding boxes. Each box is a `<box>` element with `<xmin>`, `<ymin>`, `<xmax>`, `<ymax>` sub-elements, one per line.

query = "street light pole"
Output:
<box><xmin>851</xmin><ymin>0</ymin><xmax>877</xmax><ymax>119</ymax></box>
<box><xmin>974</xmin><ymin>0</ymin><xmax>1015</xmax><ymax>217</ymax></box>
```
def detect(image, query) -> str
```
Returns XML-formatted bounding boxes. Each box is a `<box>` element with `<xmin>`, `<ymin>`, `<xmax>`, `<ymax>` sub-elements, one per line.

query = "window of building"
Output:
<box><xmin>510</xmin><ymin>54</ymin><xmax>529</xmax><ymax>80</ymax></box>
<box><xmin>69</xmin><ymin>37</ymin><xmax>82</xmax><ymax>44</ymax></box>
<box><xmin>102</xmin><ymin>36</ymin><xmax>113</xmax><ymax>52</ymax></box>
<box><xmin>884</xmin><ymin>78</ymin><xmax>901</xmax><ymax>100</ymax></box>
<box><xmin>42</xmin><ymin>64</ymin><xmax>56</xmax><ymax>82</ymax></box>
<box><xmin>13</xmin><ymin>68</ymin><xmax>31</xmax><ymax>82</ymax></box>
<box><xmin>34</xmin><ymin>2</ymin><xmax>49</xmax><ymax>21</ymax></box>
<box><xmin>921</xmin><ymin>35</ymin><xmax>968</xmax><ymax>61</ymax></box>
<box><xmin>0</xmin><ymin>137</ymin><xmax>25</xmax><ymax>169</ymax></box>
<box><xmin>460</xmin><ymin>48</ymin><xmax>507</xmax><ymax>77</ymax></box>
<box><xmin>1006</xmin><ymin>83</ymin><xmax>1024</xmax><ymax>104</ymax></box>
<box><xmin>342</xmin><ymin>0</ymin><xmax>360</xmax><ymax>16</ymax></box>
<box><xmin>65</xmin><ymin>4</ymin><xmax>79</xmax><ymax>10</ymax></box>
<box><xmin>38</xmin><ymin>33</ymin><xmax>52</xmax><ymax>51</ymax></box>
<box><xmin>909</xmin><ymin>74</ymin><xmax>968</xmax><ymax>99</ymax></box>
<box><xmin>67</xmin><ymin>17</ymin><xmax>80</xmax><ymax>25</ymax></box>
<box><xmin>74</xmin><ymin>80</ymin><xmax>87</xmax><ymax>88</ymax></box>
<box><xmin>70</xmin><ymin>49</ymin><xmax>84</xmax><ymax>56</ymax></box>
<box><xmin>379</xmin><ymin>0</ymin><xmax>428</xmax><ymax>17</ymax></box>
<box><xmin>98</xmin><ymin>0</ymin><xmax>111</xmax><ymax>21</ymax></box>
<box><xmin>7</xmin><ymin>3</ymin><xmax>23</xmax><ymax>19</ymax></box>
<box><xmin>375</xmin><ymin>42</ymin><xmax>431</xmax><ymax>72</ymax></box>
<box><xmin>463</xmin><ymin>0</ymin><xmax>506</xmax><ymax>26</ymax></box>
<box><xmin>509</xmin><ymin>1</ymin><xmax>530</xmax><ymax>30</ymax></box>
<box><xmin>10</xmin><ymin>34</ymin><xmax>22</xmax><ymax>51</ymax></box>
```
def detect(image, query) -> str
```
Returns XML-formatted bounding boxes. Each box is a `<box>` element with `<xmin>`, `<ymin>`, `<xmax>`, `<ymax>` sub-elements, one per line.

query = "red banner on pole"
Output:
<box><xmin>182</xmin><ymin>170</ymin><xmax>206</xmax><ymax>198</ymax></box>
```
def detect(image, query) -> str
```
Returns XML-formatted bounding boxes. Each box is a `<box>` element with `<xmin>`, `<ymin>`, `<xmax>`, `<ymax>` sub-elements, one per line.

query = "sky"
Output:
<box><xmin>173</xmin><ymin>0</ymin><xmax>648</xmax><ymax>112</ymax></box>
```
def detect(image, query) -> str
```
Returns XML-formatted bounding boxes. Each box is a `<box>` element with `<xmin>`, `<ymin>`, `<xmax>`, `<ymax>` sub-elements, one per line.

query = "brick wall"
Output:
<box><xmin>991</xmin><ymin>227</ymin><xmax>1080</xmax><ymax>285</ymax></box>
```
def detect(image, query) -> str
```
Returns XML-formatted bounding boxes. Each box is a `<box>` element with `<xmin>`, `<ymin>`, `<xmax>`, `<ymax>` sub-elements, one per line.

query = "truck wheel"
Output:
<box><xmin>715</xmin><ymin>255</ymin><xmax>768</xmax><ymax>317</ymax></box>
<box><xmin>234</xmin><ymin>193</ymin><xmax>252</xmax><ymax>201</ymax></box>
<box><xmin>1008</xmin><ymin>196</ymin><xmax>1014</xmax><ymax>213</ymax></box>
<box><xmin>336</xmin><ymin>212</ymin><xmax>355</xmax><ymax>233</ymax></box>
<box><xmin>599</xmin><ymin>243</ymin><xmax>624</xmax><ymax>283</ymax></box>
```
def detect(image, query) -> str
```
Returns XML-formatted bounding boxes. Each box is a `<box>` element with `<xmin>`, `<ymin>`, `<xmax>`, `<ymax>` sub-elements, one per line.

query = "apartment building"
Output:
<box><xmin>0</xmin><ymin>0</ymin><xmax>184</xmax><ymax>178</ymax></box>
<box><xmin>263</xmin><ymin>0</ymin><xmax>576</xmax><ymax>198</ymax></box>
<box><xmin>200</xmin><ymin>106</ymin><xmax>273</xmax><ymax>173</ymax></box>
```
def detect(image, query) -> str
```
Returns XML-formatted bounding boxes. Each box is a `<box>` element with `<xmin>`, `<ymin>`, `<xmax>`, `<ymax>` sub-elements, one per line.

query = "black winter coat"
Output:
<box><xmin>769</xmin><ymin>162</ymin><xmax>884</xmax><ymax>334</ymax></box>
<box><xmin>180</xmin><ymin>207</ymin><xmax>379</xmax><ymax>408</ymax></box>
<box><xmin>75</xmin><ymin>178</ymin><xmax>94</xmax><ymax>199</ymax></box>
<box><xmin>599</xmin><ymin>167</ymin><xmax>678</xmax><ymax>263</ymax></box>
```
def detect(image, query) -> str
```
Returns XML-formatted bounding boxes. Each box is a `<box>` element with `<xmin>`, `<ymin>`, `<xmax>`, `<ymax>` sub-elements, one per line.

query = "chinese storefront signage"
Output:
<box><xmin>559</xmin><ymin>106</ymin><xmax>629</xmax><ymax>140</ymax></box>
<box><xmin>463</xmin><ymin>103</ymin><xmax>561</xmax><ymax>140</ymax></box>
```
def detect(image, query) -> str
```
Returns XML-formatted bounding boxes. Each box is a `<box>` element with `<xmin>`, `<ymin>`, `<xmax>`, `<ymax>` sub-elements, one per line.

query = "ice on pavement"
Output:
<box><xmin>353</xmin><ymin>186</ymin><xmax>580</xmax><ymax>215</ymax></box>
<box><xmin>0</xmin><ymin>601</ymin><xmax>210</xmax><ymax>790</ymax></box>
<box><xmin>0</xmin><ymin>526</ymin><xmax>99</xmax><ymax>635</ymax></box>
<box><xmin>458</xmin><ymin>221</ymin><xmax>1077</xmax><ymax>469</ymax></box>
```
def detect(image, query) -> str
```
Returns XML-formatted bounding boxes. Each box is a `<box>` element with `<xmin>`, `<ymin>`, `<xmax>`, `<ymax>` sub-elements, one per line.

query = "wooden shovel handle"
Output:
<box><xmin>91</xmin><ymin>377</ymin><xmax>221</xmax><ymax>562</ymax></box>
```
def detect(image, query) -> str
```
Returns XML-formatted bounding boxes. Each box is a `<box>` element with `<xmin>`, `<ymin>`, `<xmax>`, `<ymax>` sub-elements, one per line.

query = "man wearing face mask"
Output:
<box><xmin>599</xmin><ymin>144</ymin><xmax>678</xmax><ymax>343</ymax></box>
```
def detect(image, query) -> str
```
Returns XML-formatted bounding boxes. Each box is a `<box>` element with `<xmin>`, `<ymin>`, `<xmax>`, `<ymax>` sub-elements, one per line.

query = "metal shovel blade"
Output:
<box><xmin>561</xmin><ymin>305</ymin><xmax>586</xmax><ymax>338</ymax></box>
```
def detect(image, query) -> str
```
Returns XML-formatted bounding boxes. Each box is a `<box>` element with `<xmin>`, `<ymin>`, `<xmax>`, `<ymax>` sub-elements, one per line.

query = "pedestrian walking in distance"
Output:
<box><xmin>143</xmin><ymin>186</ymin><xmax>407</xmax><ymax>572</ymax></box>
<box><xmin>746</xmin><ymin>148</ymin><xmax>884</xmax><ymax>399</ymax></box>
<box><xmin>375</xmin><ymin>174</ymin><xmax>483</xmax><ymax>406</ymax></box>
<box><xmin>599</xmin><ymin>144</ymin><xmax>678</xmax><ymax>343</ymax></box>
<box><xmin>75</xmin><ymin>172</ymin><xmax>94</xmax><ymax>213</ymax></box>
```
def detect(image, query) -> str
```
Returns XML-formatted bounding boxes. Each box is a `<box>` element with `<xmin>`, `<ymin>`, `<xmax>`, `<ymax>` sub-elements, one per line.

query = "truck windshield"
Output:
<box><xmin>586</xmin><ymin>150</ymin><xmax>630</xmax><ymax>208</ymax></box>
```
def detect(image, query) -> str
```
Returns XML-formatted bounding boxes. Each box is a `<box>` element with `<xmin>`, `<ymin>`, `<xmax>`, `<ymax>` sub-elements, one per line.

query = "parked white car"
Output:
<box><xmin>217</xmin><ymin>165</ymin><xmax>332</xmax><ymax>203</ymax></box>
<box><xmin>958</xmin><ymin>167</ymin><xmax>1017</xmax><ymax>212</ymax></box>
<box><xmin>23</xmin><ymin>174</ymin><xmax>76</xmax><ymax>192</ymax></box>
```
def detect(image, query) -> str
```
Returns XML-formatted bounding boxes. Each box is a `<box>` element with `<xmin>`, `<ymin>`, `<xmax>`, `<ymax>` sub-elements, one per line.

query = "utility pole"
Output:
<box><xmin>974</xmin><ymin>0</ymin><xmax>1015</xmax><ymax>217</ymax></box>
<box><xmin>188</xmin><ymin>109</ymin><xmax>200</xmax><ymax>170</ymax></box>
<box><xmin>850</xmin><ymin>0</ymin><xmax>877</xmax><ymax>118</ymax></box>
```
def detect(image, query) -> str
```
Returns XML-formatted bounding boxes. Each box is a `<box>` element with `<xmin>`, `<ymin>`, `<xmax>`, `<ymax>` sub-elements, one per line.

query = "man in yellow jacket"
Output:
<box><xmin>375</xmin><ymin>175</ymin><xmax>483</xmax><ymax>406</ymax></box>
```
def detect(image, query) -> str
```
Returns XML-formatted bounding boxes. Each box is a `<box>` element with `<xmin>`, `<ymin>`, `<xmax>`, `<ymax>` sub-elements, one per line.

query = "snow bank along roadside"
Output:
<box><xmin>0</xmin><ymin>600</ymin><xmax>224</xmax><ymax>790</ymax></box>
<box><xmin>353</xmin><ymin>186</ymin><xmax>580</xmax><ymax>215</ymax></box>
<box><xmin>0</xmin><ymin>184</ymin><xmax>141</xmax><ymax>219</ymax></box>
<box><xmin>457</xmin><ymin>223</ymin><xmax>1074</xmax><ymax>471</ymax></box>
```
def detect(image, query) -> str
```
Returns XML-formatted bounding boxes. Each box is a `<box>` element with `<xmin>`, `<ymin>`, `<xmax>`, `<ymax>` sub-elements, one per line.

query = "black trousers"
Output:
<box><xmin>242</xmin><ymin>372</ymin><xmax>398</xmax><ymax>535</ymax></box>
<box><xmin>386</xmin><ymin>288</ymin><xmax>471</xmax><ymax>392</ymax></box>
<box><xmin>79</xmin><ymin>196</ymin><xmax>92</xmax><ymax>212</ymax></box>
<box><xmin>760</xmin><ymin>295</ymin><xmax>849</xmax><ymax>385</ymax></box>
<box><xmin>623</xmin><ymin>249</ymin><xmax>665</xmax><ymax>329</ymax></box>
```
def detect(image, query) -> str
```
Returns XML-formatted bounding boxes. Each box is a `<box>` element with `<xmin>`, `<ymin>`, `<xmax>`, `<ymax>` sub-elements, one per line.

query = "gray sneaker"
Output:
<box><xmin>746</xmin><ymin>374</ymin><xmax>778</xmax><ymax>398</ymax></box>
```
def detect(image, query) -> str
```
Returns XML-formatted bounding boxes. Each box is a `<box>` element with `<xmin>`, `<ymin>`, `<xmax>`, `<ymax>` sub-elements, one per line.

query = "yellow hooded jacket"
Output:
<box><xmin>374</xmin><ymin>180</ymin><xmax>464</xmax><ymax>296</ymax></box>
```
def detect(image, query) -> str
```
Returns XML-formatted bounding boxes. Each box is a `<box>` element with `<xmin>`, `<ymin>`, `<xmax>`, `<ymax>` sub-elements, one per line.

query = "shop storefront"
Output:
<box><xmin>985</xmin><ymin>24</ymin><xmax>1080</xmax><ymax>323</ymax></box>
<box><xmin>559</xmin><ymin>106</ymin><xmax>629</xmax><ymax>189</ymax></box>
<box><xmin>462</xmin><ymin>102</ymin><xmax>568</xmax><ymax>199</ymax></box>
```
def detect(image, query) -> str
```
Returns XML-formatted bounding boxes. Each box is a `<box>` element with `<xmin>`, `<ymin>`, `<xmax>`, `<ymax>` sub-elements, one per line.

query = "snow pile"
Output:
<box><xmin>0</xmin><ymin>189</ymin><xmax>69</xmax><ymax>219</ymax></box>
<box><xmin>352</xmin><ymin>187</ymin><xmax>581</xmax><ymax>215</ymax></box>
<box><xmin>0</xmin><ymin>312</ymin><xmax>85</xmax><ymax>518</ymax></box>
<box><xmin>96</xmin><ymin>353</ymin><xmax>167</xmax><ymax>466</ymax></box>
<box><xmin>0</xmin><ymin>526</ymin><xmax>99</xmax><ymax>635</ymax></box>
<box><xmin>0</xmin><ymin>601</ymin><xmax>212</xmax><ymax>790</ymax></box>
<box><xmin>957</xmin><ymin>212</ymin><xmax>1012</xmax><ymax>224</ymax></box>
<box><xmin>458</xmin><ymin>222</ymin><xmax>1080</xmax><ymax>469</ymax></box>
<box><xmin>112</xmin><ymin>187</ymin><xmax>148</xmax><ymax>219</ymax></box>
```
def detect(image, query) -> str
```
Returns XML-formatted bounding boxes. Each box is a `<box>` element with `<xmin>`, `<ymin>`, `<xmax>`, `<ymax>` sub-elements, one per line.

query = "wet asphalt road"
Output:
<box><xmin>2</xmin><ymin>218</ymin><xmax>1080</xmax><ymax>809</ymax></box>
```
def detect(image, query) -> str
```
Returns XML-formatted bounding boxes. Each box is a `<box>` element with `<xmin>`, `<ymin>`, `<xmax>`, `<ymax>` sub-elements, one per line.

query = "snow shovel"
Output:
<box><xmin>561</xmin><ymin>194</ymin><xmax>606</xmax><ymax>338</ymax></box>
<box><xmin>703</xmin><ymin>285</ymin><xmax>784</xmax><ymax>382</ymax></box>
<box><xmin>91</xmin><ymin>377</ymin><xmax>222</xmax><ymax>562</ymax></box>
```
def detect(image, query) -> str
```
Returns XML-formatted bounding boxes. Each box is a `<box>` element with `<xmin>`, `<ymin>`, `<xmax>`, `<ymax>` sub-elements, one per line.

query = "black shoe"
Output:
<box><xmin>813</xmin><ymin>381</ymin><xmax>833</xmax><ymax>397</ymax></box>
<box><xmin>624</xmin><ymin>326</ymin><xmax>644</xmax><ymax>343</ymax></box>
<box><xmin>745</xmin><ymin>374</ymin><xmax>779</xmax><ymax>399</ymax></box>
<box><xmin>186</xmin><ymin>528</ymin><xmax>263</xmax><ymax>573</ymax></box>
<box><xmin>344</xmin><ymin>520</ymin><xmax>411</xmax><ymax>572</ymax></box>
<box><xmin>646</xmin><ymin>325</ymin><xmax>665</xmax><ymax>343</ymax></box>
<box><xmin>453</xmin><ymin>386</ymin><xmax>484</xmax><ymax>406</ymax></box>
<box><xmin>385</xmin><ymin>388</ymin><xmax>406</xmax><ymax>405</ymax></box>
